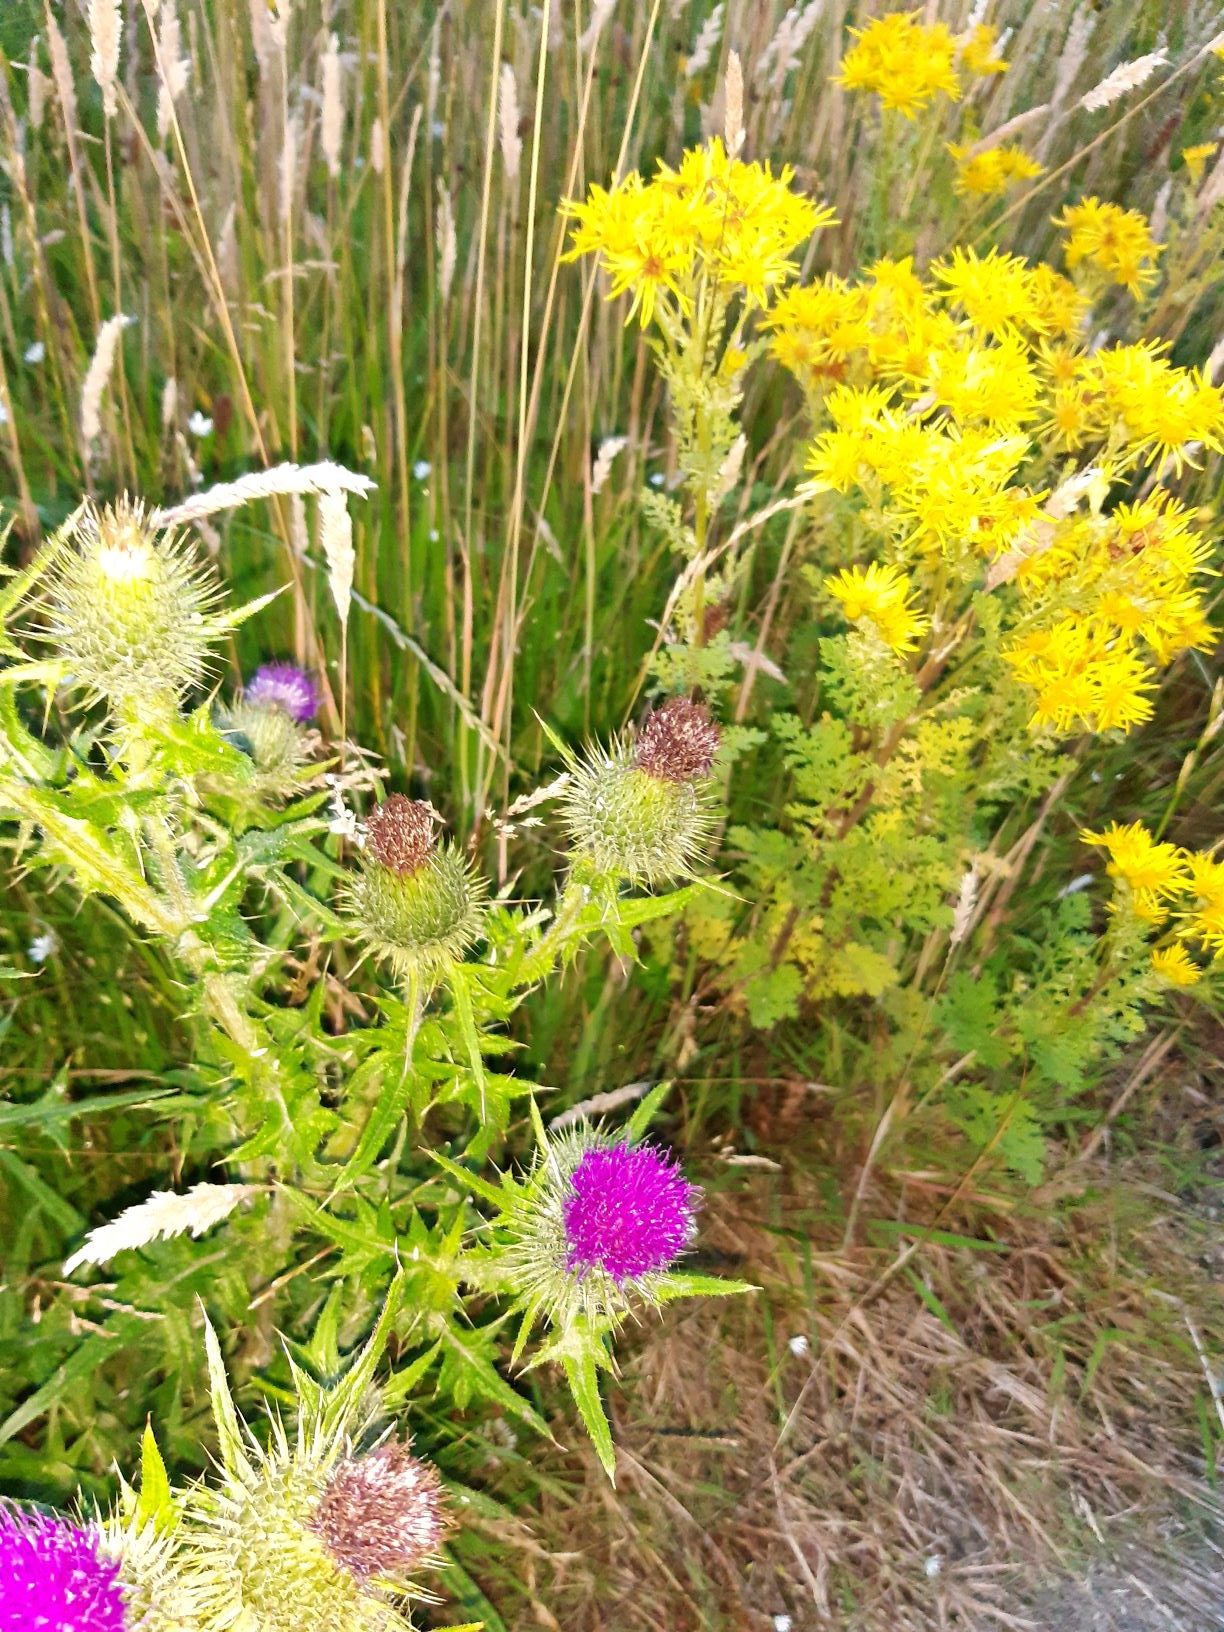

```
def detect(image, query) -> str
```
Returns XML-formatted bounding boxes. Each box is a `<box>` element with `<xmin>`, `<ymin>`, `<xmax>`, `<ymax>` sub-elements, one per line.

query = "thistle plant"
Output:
<box><xmin>0</xmin><ymin>1506</ymin><xmax>132</xmax><ymax>1632</ymax></box>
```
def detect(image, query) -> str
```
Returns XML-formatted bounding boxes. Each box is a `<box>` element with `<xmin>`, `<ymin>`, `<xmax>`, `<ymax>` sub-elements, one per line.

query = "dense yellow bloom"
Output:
<box><xmin>1086</xmin><ymin>342</ymin><xmax>1224</xmax><ymax>472</ymax></box>
<box><xmin>1185</xmin><ymin>853</ymin><xmax>1224</xmax><ymax>950</ymax></box>
<box><xmin>837</xmin><ymin>13</ymin><xmax>961</xmax><ymax>117</ymax></box>
<box><xmin>1007</xmin><ymin>623</ymin><xmax>1156</xmax><ymax>734</ymax></box>
<box><xmin>948</xmin><ymin>141</ymin><xmax>1043</xmax><ymax>196</ymax></box>
<box><xmin>1028</xmin><ymin>265</ymin><xmax>1089</xmax><ymax>339</ymax></box>
<box><xmin>1055</xmin><ymin>197</ymin><xmax>1162</xmax><ymax>296</ymax></box>
<box><xmin>825</xmin><ymin>561</ymin><xmax>929</xmax><ymax>653</ymax></box>
<box><xmin>923</xmin><ymin>335</ymin><xmax>1042</xmax><ymax>428</ymax></box>
<box><xmin>1151</xmin><ymin>944</ymin><xmax>1202</xmax><ymax>986</ymax></box>
<box><xmin>1182</xmin><ymin>142</ymin><xmax>1219</xmax><ymax>183</ymax></box>
<box><xmin>1082</xmin><ymin>821</ymin><xmax>1189</xmax><ymax>897</ymax></box>
<box><xmin>932</xmin><ymin>247</ymin><xmax>1044</xmax><ymax>335</ymax></box>
<box><xmin>957</xmin><ymin>23</ymin><xmax>1008</xmax><ymax>76</ymax></box>
<box><xmin>563</xmin><ymin>140</ymin><xmax>834</xmax><ymax>326</ymax></box>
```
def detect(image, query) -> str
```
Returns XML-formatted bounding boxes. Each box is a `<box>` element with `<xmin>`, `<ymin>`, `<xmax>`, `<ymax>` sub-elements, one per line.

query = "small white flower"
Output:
<box><xmin>412</xmin><ymin>458</ymin><xmax>432</xmax><ymax>480</ymax></box>
<box><xmin>187</xmin><ymin>410</ymin><xmax>214</xmax><ymax>437</ymax></box>
<box><xmin>24</xmin><ymin>340</ymin><xmax>45</xmax><ymax>365</ymax></box>
<box><xmin>28</xmin><ymin>931</ymin><xmax>58</xmax><ymax>963</ymax></box>
<box><xmin>428</xmin><ymin>528</ymin><xmax>439</xmax><ymax>542</ymax></box>
<box><xmin>787</xmin><ymin>1333</ymin><xmax>810</xmax><ymax>1357</ymax></box>
<box><xmin>773</xmin><ymin>1616</ymin><xmax>793</xmax><ymax>1631</ymax></box>
<box><xmin>430</xmin><ymin>120</ymin><xmax>445</xmax><ymax>139</ymax></box>
<box><xmin>649</xmin><ymin>471</ymin><xmax>665</xmax><ymax>488</ymax></box>
<box><xmin>925</xmin><ymin>1554</ymin><xmax>943</xmax><ymax>1579</ymax></box>
<box><xmin>0</xmin><ymin>399</ymin><xmax>9</xmax><ymax>426</ymax></box>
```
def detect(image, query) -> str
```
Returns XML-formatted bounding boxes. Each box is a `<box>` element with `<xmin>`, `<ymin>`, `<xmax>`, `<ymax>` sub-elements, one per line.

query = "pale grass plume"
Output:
<box><xmin>0</xmin><ymin>207</ymin><xmax>12</xmax><ymax>270</ymax></box>
<box><xmin>46</xmin><ymin>11</ymin><xmax>78</xmax><ymax>138</ymax></box>
<box><xmin>756</xmin><ymin>0</ymin><xmax>823</xmax><ymax>91</ymax></box>
<box><xmin>686</xmin><ymin>3</ymin><xmax>725</xmax><ymax>79</ymax></box>
<box><xmin>967</xmin><ymin>104</ymin><xmax>1050</xmax><ymax>156</ymax></box>
<box><xmin>724</xmin><ymin>50</ymin><xmax>744</xmax><ymax>155</ymax></box>
<box><xmin>426</xmin><ymin>18</ymin><xmax>442</xmax><ymax>127</ymax></box>
<box><xmin>27</xmin><ymin>57</ymin><xmax>47</xmax><ymax>132</ymax></box>
<box><xmin>713</xmin><ymin>432</ymin><xmax>747</xmax><ymax>502</ymax></box>
<box><xmin>577</xmin><ymin>0</ymin><xmax>617</xmax><ymax>55</ymax></box>
<box><xmin>280</xmin><ymin>109</ymin><xmax>301</xmax><ymax>225</ymax></box>
<box><xmin>437</xmin><ymin>180</ymin><xmax>457</xmax><ymax>302</ymax></box>
<box><xmin>248</xmin><ymin>0</ymin><xmax>274</xmax><ymax>71</ymax></box>
<box><xmin>152</xmin><ymin>461</ymin><xmax>375</xmax><ymax>529</ymax></box>
<box><xmin>1205</xmin><ymin>334</ymin><xmax>1224</xmax><ymax>386</ymax></box>
<box><xmin>80</xmin><ymin>314</ymin><xmax>132</xmax><ymax>452</ymax></box>
<box><xmin>64</xmin><ymin>1182</ymin><xmax>255</xmax><ymax>1275</ymax></box>
<box><xmin>290</xmin><ymin>492</ymin><xmax>309</xmax><ymax>556</ymax></box>
<box><xmin>370</xmin><ymin>115</ymin><xmax>386</xmax><ymax>176</ymax></box>
<box><xmin>499</xmin><ymin>62</ymin><xmax>522</xmax><ymax>182</ymax></box>
<box><xmin>550</xmin><ymin>1080</ymin><xmax>650</xmax><ymax>1131</ymax></box>
<box><xmin>155</xmin><ymin>0</ymin><xmax>190</xmax><ymax>142</ymax></box>
<box><xmin>591</xmin><ymin>434</ymin><xmax>628</xmax><ymax>495</ymax></box>
<box><xmin>321</xmin><ymin>32</ymin><xmax>343</xmax><ymax>179</ymax></box>
<box><xmin>950</xmin><ymin>864</ymin><xmax>980</xmax><ymax>947</ymax></box>
<box><xmin>1079</xmin><ymin>49</ymin><xmax>1168</xmax><ymax>112</ymax></box>
<box><xmin>87</xmin><ymin>0</ymin><xmax>121</xmax><ymax>120</ymax></box>
<box><xmin>320</xmin><ymin>488</ymin><xmax>355</xmax><ymax>627</ymax></box>
<box><xmin>160</xmin><ymin>376</ymin><xmax>177</xmax><ymax>430</ymax></box>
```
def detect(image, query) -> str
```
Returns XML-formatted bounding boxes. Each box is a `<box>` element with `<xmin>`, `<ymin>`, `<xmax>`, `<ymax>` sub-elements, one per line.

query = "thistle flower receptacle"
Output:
<box><xmin>45</xmin><ymin>498</ymin><xmax>222</xmax><ymax>712</ymax></box>
<box><xmin>345</xmin><ymin>796</ymin><xmax>487</xmax><ymax>981</ymax></box>
<box><xmin>217</xmin><ymin>698</ymin><xmax>314</xmax><ymax>798</ymax></box>
<box><xmin>245</xmin><ymin>662</ymin><xmax>321</xmax><ymax>723</ymax></box>
<box><xmin>561</xmin><ymin>698</ymin><xmax>720</xmax><ymax>886</ymax></box>
<box><xmin>503</xmin><ymin>1129</ymin><xmax>700</xmax><ymax>1330</ymax></box>
<box><xmin>0</xmin><ymin>1505</ymin><xmax>130</xmax><ymax>1632</ymax></box>
<box><xmin>310</xmin><ymin>1444</ymin><xmax>447</xmax><ymax>1582</ymax></box>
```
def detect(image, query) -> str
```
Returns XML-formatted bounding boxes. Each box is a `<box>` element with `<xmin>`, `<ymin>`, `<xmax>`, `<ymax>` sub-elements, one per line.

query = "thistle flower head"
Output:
<box><xmin>634</xmin><ymin>696</ymin><xmax>720</xmax><ymax>782</ymax></box>
<box><xmin>310</xmin><ymin>1444</ymin><xmax>447</xmax><ymax>1582</ymax></box>
<box><xmin>560</xmin><ymin>701</ymin><xmax>720</xmax><ymax>886</ymax></box>
<box><xmin>45</xmin><ymin>498</ymin><xmax>222</xmax><ymax>709</ymax></box>
<box><xmin>503</xmin><ymin>1127</ymin><xmax>700</xmax><ymax>1330</ymax></box>
<box><xmin>180</xmin><ymin>1317</ymin><xmax>445</xmax><ymax>1632</ymax></box>
<box><xmin>346</xmin><ymin>798</ymin><xmax>487</xmax><ymax>980</ymax></box>
<box><xmin>245</xmin><ymin>662</ymin><xmax>321</xmax><ymax>723</ymax></box>
<box><xmin>0</xmin><ymin>1505</ymin><xmax>129</xmax><ymax>1632</ymax></box>
<box><xmin>563</xmin><ymin>1141</ymin><xmax>698</xmax><ymax>1283</ymax></box>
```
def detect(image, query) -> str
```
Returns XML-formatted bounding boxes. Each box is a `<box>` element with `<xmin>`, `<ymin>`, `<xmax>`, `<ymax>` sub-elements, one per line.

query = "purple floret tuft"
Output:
<box><xmin>246</xmin><ymin>662</ymin><xmax>321</xmax><ymax>723</ymax></box>
<box><xmin>563</xmin><ymin>1142</ymin><xmax>697</xmax><ymax>1284</ymax></box>
<box><xmin>0</xmin><ymin>1506</ymin><xmax>128</xmax><ymax>1632</ymax></box>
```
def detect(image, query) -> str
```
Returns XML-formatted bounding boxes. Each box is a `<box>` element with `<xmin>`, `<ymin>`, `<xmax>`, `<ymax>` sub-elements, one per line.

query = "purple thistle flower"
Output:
<box><xmin>562</xmin><ymin>1142</ymin><xmax>698</xmax><ymax>1285</ymax></box>
<box><xmin>0</xmin><ymin>1506</ymin><xmax>128</xmax><ymax>1632</ymax></box>
<box><xmin>245</xmin><ymin>662</ymin><xmax>321</xmax><ymax>723</ymax></box>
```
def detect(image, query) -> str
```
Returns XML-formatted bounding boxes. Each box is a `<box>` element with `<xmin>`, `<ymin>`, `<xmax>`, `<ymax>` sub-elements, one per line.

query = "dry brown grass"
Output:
<box><xmin>466</xmin><ymin>1073</ymin><xmax>1224</xmax><ymax>1631</ymax></box>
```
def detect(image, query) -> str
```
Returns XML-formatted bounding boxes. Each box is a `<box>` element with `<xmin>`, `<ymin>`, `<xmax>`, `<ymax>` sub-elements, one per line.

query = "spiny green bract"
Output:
<box><xmin>346</xmin><ymin>843</ymin><xmax>487</xmax><ymax>980</ymax></box>
<box><xmin>560</xmin><ymin>746</ymin><xmax>714</xmax><ymax>886</ymax></box>
<box><xmin>216</xmin><ymin>699</ymin><xmax>314</xmax><ymax>797</ymax></box>
<box><xmin>44</xmin><ymin>499</ymin><xmax>222</xmax><ymax>710</ymax></box>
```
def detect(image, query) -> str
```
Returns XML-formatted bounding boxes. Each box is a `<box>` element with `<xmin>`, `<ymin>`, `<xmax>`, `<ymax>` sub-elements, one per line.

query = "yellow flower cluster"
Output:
<box><xmin>948</xmin><ymin>141</ymin><xmax>1043</xmax><ymax>197</ymax></box>
<box><xmin>763</xmin><ymin>231</ymin><xmax>1222</xmax><ymax>737</ymax></box>
<box><xmin>836</xmin><ymin>13</ymin><xmax>1007</xmax><ymax>118</ymax></box>
<box><xmin>824</xmin><ymin>561</ymin><xmax>929</xmax><ymax>654</ymax></box>
<box><xmin>562</xmin><ymin>139</ymin><xmax>834</xmax><ymax>326</ymax></box>
<box><xmin>1082</xmin><ymin>823</ymin><xmax>1224</xmax><ymax>984</ymax></box>
<box><xmin>1055</xmin><ymin>197</ymin><xmax>1162</xmax><ymax>297</ymax></box>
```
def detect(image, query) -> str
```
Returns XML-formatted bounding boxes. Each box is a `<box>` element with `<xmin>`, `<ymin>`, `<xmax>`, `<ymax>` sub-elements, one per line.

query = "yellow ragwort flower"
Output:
<box><xmin>1082</xmin><ymin>821</ymin><xmax>1189</xmax><ymax>898</ymax></box>
<box><xmin>1055</xmin><ymin>197</ymin><xmax>1162</xmax><ymax>297</ymax></box>
<box><xmin>948</xmin><ymin>141</ymin><xmax>1043</xmax><ymax>197</ymax></box>
<box><xmin>836</xmin><ymin>12</ymin><xmax>961</xmax><ymax>118</ymax></box>
<box><xmin>1181</xmin><ymin>142</ymin><xmax>1219</xmax><ymax>185</ymax></box>
<box><xmin>825</xmin><ymin>560</ymin><xmax>929</xmax><ymax>653</ymax></box>
<box><xmin>1150</xmin><ymin>944</ymin><xmax>1201</xmax><ymax>986</ymax></box>
<box><xmin>957</xmin><ymin>23</ymin><xmax>1009</xmax><ymax>77</ymax></box>
<box><xmin>931</xmin><ymin>246</ymin><xmax>1044</xmax><ymax>335</ymax></box>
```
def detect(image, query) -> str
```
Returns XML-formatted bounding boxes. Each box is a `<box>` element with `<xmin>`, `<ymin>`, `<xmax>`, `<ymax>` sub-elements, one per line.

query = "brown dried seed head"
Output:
<box><xmin>634</xmin><ymin>697</ymin><xmax>720</xmax><ymax>783</ymax></box>
<box><xmin>310</xmin><ymin>1443</ymin><xmax>447</xmax><ymax>1581</ymax></box>
<box><xmin>365</xmin><ymin>796</ymin><xmax>437</xmax><ymax>876</ymax></box>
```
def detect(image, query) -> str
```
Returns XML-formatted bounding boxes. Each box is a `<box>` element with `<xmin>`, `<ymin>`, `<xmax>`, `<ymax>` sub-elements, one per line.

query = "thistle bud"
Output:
<box><xmin>0</xmin><ymin>1505</ymin><xmax>131</xmax><ymax>1632</ymax></box>
<box><xmin>217</xmin><ymin>698</ymin><xmax>313</xmax><ymax>798</ymax></box>
<box><xmin>504</xmin><ymin>1129</ymin><xmax>700</xmax><ymax>1330</ymax></box>
<box><xmin>561</xmin><ymin>698</ymin><xmax>720</xmax><ymax>886</ymax></box>
<box><xmin>346</xmin><ymin>796</ymin><xmax>487</xmax><ymax>980</ymax></box>
<box><xmin>45</xmin><ymin>498</ymin><xmax>221</xmax><ymax>710</ymax></box>
<box><xmin>245</xmin><ymin>662</ymin><xmax>321</xmax><ymax>724</ymax></box>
